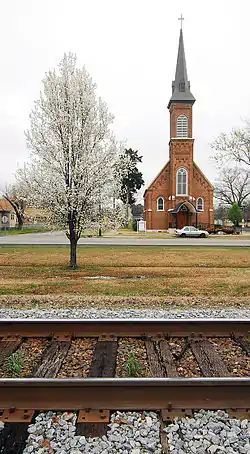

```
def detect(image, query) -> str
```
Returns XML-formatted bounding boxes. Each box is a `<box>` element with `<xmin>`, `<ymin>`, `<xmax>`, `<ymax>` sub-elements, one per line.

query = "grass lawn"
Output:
<box><xmin>0</xmin><ymin>228</ymin><xmax>50</xmax><ymax>236</ymax></box>
<box><xmin>0</xmin><ymin>245</ymin><xmax>249</xmax><ymax>299</ymax></box>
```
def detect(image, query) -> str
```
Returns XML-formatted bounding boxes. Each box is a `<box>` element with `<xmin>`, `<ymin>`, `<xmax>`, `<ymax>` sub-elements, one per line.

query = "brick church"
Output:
<box><xmin>144</xmin><ymin>26</ymin><xmax>214</xmax><ymax>231</ymax></box>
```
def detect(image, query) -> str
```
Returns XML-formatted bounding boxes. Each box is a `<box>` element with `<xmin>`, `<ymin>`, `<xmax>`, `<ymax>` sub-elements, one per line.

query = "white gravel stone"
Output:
<box><xmin>23</xmin><ymin>410</ymin><xmax>162</xmax><ymax>453</ymax></box>
<box><xmin>0</xmin><ymin>306</ymin><xmax>249</xmax><ymax>319</ymax></box>
<box><xmin>165</xmin><ymin>410</ymin><xmax>250</xmax><ymax>454</ymax></box>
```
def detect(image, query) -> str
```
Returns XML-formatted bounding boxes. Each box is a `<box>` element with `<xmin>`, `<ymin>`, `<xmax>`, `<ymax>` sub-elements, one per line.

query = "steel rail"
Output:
<box><xmin>0</xmin><ymin>378</ymin><xmax>249</xmax><ymax>410</ymax></box>
<box><xmin>0</xmin><ymin>319</ymin><xmax>249</xmax><ymax>337</ymax></box>
<box><xmin>0</xmin><ymin>321</ymin><xmax>249</xmax><ymax>412</ymax></box>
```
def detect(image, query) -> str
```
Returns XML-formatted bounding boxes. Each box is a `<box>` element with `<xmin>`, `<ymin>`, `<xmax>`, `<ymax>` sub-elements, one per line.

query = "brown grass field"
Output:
<box><xmin>0</xmin><ymin>246</ymin><xmax>249</xmax><ymax>300</ymax></box>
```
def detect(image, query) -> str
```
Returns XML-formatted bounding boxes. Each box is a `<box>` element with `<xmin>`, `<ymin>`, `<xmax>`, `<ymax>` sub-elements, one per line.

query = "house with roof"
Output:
<box><xmin>0</xmin><ymin>199</ymin><xmax>17</xmax><ymax>229</ymax></box>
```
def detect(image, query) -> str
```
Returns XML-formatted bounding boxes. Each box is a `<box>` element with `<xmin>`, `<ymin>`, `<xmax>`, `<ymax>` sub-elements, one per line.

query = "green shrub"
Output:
<box><xmin>129</xmin><ymin>219</ymin><xmax>137</xmax><ymax>231</ymax></box>
<box><xmin>6</xmin><ymin>351</ymin><xmax>25</xmax><ymax>376</ymax></box>
<box><xmin>124</xmin><ymin>352</ymin><xmax>141</xmax><ymax>377</ymax></box>
<box><xmin>228</xmin><ymin>203</ymin><xmax>243</xmax><ymax>227</ymax></box>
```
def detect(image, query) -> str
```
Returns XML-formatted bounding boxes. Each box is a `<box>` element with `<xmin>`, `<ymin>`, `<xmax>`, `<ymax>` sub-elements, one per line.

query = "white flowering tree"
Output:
<box><xmin>18</xmin><ymin>53</ymin><xmax>118</xmax><ymax>268</ymax></box>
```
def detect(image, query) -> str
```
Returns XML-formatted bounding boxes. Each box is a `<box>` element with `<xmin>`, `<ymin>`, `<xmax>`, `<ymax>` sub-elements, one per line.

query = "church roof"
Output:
<box><xmin>168</xmin><ymin>28</ymin><xmax>195</xmax><ymax>108</ymax></box>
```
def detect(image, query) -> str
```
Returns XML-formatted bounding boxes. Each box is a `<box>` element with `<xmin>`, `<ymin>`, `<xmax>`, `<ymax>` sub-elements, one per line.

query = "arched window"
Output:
<box><xmin>196</xmin><ymin>197</ymin><xmax>204</xmax><ymax>211</ymax></box>
<box><xmin>176</xmin><ymin>168</ymin><xmax>188</xmax><ymax>195</ymax></box>
<box><xmin>176</xmin><ymin>115</ymin><xmax>188</xmax><ymax>137</ymax></box>
<box><xmin>157</xmin><ymin>197</ymin><xmax>164</xmax><ymax>211</ymax></box>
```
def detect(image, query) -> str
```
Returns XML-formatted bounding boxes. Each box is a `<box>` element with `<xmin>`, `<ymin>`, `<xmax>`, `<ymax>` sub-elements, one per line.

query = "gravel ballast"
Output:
<box><xmin>23</xmin><ymin>410</ymin><xmax>162</xmax><ymax>454</ymax></box>
<box><xmin>165</xmin><ymin>410</ymin><xmax>250</xmax><ymax>454</ymax></box>
<box><xmin>20</xmin><ymin>409</ymin><xmax>250</xmax><ymax>453</ymax></box>
<box><xmin>0</xmin><ymin>307</ymin><xmax>249</xmax><ymax>319</ymax></box>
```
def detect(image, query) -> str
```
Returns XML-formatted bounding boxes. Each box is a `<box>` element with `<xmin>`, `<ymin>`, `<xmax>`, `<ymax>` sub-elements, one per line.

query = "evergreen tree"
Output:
<box><xmin>228</xmin><ymin>203</ymin><xmax>243</xmax><ymax>227</ymax></box>
<box><xmin>116</xmin><ymin>148</ymin><xmax>144</xmax><ymax>225</ymax></box>
<box><xmin>119</xmin><ymin>148</ymin><xmax>144</xmax><ymax>205</ymax></box>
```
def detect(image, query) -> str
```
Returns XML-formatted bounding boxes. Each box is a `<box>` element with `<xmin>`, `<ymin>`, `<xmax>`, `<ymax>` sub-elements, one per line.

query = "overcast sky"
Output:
<box><xmin>0</xmin><ymin>0</ymin><xmax>249</xmax><ymax>198</ymax></box>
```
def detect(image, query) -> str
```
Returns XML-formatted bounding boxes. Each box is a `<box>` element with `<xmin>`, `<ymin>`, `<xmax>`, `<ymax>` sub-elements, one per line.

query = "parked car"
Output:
<box><xmin>175</xmin><ymin>226</ymin><xmax>209</xmax><ymax>238</ymax></box>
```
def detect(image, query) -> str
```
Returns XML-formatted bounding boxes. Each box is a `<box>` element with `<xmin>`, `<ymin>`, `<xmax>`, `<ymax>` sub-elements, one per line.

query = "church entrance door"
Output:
<box><xmin>171</xmin><ymin>201</ymin><xmax>198</xmax><ymax>229</ymax></box>
<box><xmin>178</xmin><ymin>211</ymin><xmax>188</xmax><ymax>229</ymax></box>
<box><xmin>177</xmin><ymin>205</ymin><xmax>188</xmax><ymax>229</ymax></box>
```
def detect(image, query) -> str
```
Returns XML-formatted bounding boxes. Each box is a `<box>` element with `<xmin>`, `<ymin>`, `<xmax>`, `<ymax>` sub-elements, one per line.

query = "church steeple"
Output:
<box><xmin>168</xmin><ymin>27</ymin><xmax>195</xmax><ymax>108</ymax></box>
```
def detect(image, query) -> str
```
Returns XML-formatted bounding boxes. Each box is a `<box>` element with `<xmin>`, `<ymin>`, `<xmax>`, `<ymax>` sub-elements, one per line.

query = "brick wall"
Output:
<box><xmin>169</xmin><ymin>103</ymin><xmax>193</xmax><ymax>138</ymax></box>
<box><xmin>144</xmin><ymin>102</ymin><xmax>214</xmax><ymax>230</ymax></box>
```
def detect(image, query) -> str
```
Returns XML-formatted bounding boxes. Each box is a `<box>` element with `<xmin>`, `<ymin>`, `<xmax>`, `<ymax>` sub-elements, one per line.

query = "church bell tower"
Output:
<box><xmin>168</xmin><ymin>20</ymin><xmax>196</xmax><ymax>198</ymax></box>
<box><xmin>143</xmin><ymin>16</ymin><xmax>214</xmax><ymax>232</ymax></box>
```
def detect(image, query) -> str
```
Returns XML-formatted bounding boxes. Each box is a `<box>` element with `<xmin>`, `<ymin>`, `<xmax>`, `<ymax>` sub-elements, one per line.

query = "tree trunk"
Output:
<box><xmin>126</xmin><ymin>189</ymin><xmax>129</xmax><ymax>227</ymax></box>
<box><xmin>70</xmin><ymin>237</ymin><xmax>77</xmax><ymax>269</ymax></box>
<box><xmin>68</xmin><ymin>210</ymin><xmax>79</xmax><ymax>269</ymax></box>
<box><xmin>3</xmin><ymin>196</ymin><xmax>23</xmax><ymax>229</ymax></box>
<box><xmin>98</xmin><ymin>195</ymin><xmax>102</xmax><ymax>237</ymax></box>
<box><xmin>16</xmin><ymin>212</ymin><xmax>23</xmax><ymax>230</ymax></box>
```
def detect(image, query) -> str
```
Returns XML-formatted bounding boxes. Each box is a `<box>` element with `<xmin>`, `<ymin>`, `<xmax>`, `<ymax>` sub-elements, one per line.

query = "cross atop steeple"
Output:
<box><xmin>167</xmin><ymin>26</ymin><xmax>195</xmax><ymax>108</ymax></box>
<box><xmin>178</xmin><ymin>14</ymin><xmax>184</xmax><ymax>29</ymax></box>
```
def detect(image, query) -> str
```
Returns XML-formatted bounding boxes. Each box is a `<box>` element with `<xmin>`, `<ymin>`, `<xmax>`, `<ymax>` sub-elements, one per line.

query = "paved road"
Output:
<box><xmin>0</xmin><ymin>231</ymin><xmax>249</xmax><ymax>247</ymax></box>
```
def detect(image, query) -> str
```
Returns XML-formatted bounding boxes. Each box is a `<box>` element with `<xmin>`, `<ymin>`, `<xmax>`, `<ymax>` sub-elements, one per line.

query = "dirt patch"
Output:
<box><xmin>0</xmin><ymin>294</ymin><xmax>248</xmax><ymax>311</ymax></box>
<box><xmin>57</xmin><ymin>338</ymin><xmax>96</xmax><ymax>378</ymax></box>
<box><xmin>168</xmin><ymin>338</ymin><xmax>202</xmax><ymax>378</ymax></box>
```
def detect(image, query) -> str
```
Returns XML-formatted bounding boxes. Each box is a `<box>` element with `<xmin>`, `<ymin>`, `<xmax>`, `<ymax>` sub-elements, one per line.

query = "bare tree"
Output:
<box><xmin>214</xmin><ymin>204</ymin><xmax>228</xmax><ymax>223</ymax></box>
<box><xmin>211</xmin><ymin>128</ymin><xmax>250</xmax><ymax>168</ymax></box>
<box><xmin>214</xmin><ymin>167</ymin><xmax>250</xmax><ymax>207</ymax></box>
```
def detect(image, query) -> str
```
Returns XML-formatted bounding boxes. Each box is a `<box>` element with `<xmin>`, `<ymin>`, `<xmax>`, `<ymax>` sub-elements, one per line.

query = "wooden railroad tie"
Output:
<box><xmin>0</xmin><ymin>410</ymin><xmax>37</xmax><ymax>454</ymax></box>
<box><xmin>190</xmin><ymin>338</ymin><xmax>231</xmax><ymax>377</ymax></box>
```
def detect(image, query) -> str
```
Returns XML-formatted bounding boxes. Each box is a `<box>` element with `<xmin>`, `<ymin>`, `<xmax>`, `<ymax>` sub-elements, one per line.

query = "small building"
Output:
<box><xmin>131</xmin><ymin>203</ymin><xmax>144</xmax><ymax>221</ymax></box>
<box><xmin>0</xmin><ymin>199</ymin><xmax>16</xmax><ymax>229</ymax></box>
<box><xmin>144</xmin><ymin>26</ymin><xmax>214</xmax><ymax>231</ymax></box>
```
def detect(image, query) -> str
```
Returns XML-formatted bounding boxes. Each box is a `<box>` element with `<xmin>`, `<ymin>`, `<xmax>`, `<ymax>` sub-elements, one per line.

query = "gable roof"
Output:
<box><xmin>0</xmin><ymin>199</ymin><xmax>14</xmax><ymax>212</ymax></box>
<box><xmin>193</xmin><ymin>162</ymin><xmax>214</xmax><ymax>189</ymax></box>
<box><xmin>144</xmin><ymin>160</ymin><xmax>170</xmax><ymax>196</ymax></box>
<box><xmin>144</xmin><ymin>160</ymin><xmax>213</xmax><ymax>197</ymax></box>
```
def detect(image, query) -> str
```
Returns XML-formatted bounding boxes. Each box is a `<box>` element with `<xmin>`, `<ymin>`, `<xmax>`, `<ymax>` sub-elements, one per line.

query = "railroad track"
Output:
<box><xmin>0</xmin><ymin>319</ymin><xmax>249</xmax><ymax>452</ymax></box>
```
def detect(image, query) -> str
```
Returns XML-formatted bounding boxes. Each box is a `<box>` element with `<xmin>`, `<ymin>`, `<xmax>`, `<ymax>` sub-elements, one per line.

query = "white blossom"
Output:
<box><xmin>17</xmin><ymin>53</ymin><xmax>122</xmax><ymax>267</ymax></box>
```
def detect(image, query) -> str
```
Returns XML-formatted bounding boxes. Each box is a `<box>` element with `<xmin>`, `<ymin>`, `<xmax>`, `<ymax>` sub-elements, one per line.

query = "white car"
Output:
<box><xmin>175</xmin><ymin>226</ymin><xmax>209</xmax><ymax>238</ymax></box>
